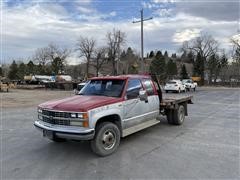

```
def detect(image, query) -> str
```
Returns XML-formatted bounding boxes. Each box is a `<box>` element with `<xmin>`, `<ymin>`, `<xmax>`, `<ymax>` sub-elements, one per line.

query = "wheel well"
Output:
<box><xmin>95</xmin><ymin>115</ymin><xmax>122</xmax><ymax>135</ymax></box>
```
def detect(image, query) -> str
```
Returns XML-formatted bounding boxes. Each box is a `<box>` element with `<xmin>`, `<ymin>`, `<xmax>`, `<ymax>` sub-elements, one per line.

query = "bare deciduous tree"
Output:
<box><xmin>181</xmin><ymin>33</ymin><xmax>219</xmax><ymax>84</ymax></box>
<box><xmin>33</xmin><ymin>43</ymin><xmax>70</xmax><ymax>74</ymax></box>
<box><xmin>229</xmin><ymin>35</ymin><xmax>240</xmax><ymax>83</ymax></box>
<box><xmin>47</xmin><ymin>43</ymin><xmax>71</xmax><ymax>62</ymax></box>
<box><xmin>230</xmin><ymin>36</ymin><xmax>240</xmax><ymax>63</ymax></box>
<box><xmin>106</xmin><ymin>29</ymin><xmax>126</xmax><ymax>75</ymax></box>
<box><xmin>33</xmin><ymin>47</ymin><xmax>50</xmax><ymax>66</ymax></box>
<box><xmin>76</xmin><ymin>37</ymin><xmax>96</xmax><ymax>78</ymax></box>
<box><xmin>91</xmin><ymin>47</ymin><xmax>107</xmax><ymax>77</ymax></box>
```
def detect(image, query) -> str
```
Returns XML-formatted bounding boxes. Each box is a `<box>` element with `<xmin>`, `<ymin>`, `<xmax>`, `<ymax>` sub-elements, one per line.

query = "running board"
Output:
<box><xmin>122</xmin><ymin>119</ymin><xmax>160</xmax><ymax>137</ymax></box>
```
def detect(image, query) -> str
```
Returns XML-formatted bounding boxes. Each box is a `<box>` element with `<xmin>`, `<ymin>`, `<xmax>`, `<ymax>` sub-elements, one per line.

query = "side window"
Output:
<box><xmin>142</xmin><ymin>79</ymin><xmax>154</xmax><ymax>95</ymax></box>
<box><xmin>126</xmin><ymin>79</ymin><xmax>142</xmax><ymax>99</ymax></box>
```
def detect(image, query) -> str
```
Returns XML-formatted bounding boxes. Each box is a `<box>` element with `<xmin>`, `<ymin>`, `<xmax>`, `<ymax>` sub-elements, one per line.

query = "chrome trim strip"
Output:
<box><xmin>123</xmin><ymin>110</ymin><xmax>159</xmax><ymax>122</ymax></box>
<box><xmin>38</xmin><ymin>108</ymin><xmax>88</xmax><ymax>114</ymax></box>
<box><xmin>34</xmin><ymin>120</ymin><xmax>94</xmax><ymax>134</ymax></box>
<box><xmin>38</xmin><ymin>114</ymin><xmax>87</xmax><ymax>121</ymax></box>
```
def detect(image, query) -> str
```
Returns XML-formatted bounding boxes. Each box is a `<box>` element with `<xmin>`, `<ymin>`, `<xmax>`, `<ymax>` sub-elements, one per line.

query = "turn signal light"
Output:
<box><xmin>83</xmin><ymin>121</ymin><xmax>89</xmax><ymax>127</ymax></box>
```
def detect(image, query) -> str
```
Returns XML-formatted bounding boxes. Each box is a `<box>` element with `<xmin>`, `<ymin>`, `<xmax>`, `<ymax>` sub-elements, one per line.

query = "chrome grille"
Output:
<box><xmin>42</xmin><ymin>110</ymin><xmax>71</xmax><ymax>118</ymax></box>
<box><xmin>41</xmin><ymin>110</ymin><xmax>70</xmax><ymax>125</ymax></box>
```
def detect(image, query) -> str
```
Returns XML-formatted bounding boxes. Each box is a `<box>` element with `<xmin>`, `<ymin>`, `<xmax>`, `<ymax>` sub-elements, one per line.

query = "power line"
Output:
<box><xmin>133</xmin><ymin>9</ymin><xmax>153</xmax><ymax>73</ymax></box>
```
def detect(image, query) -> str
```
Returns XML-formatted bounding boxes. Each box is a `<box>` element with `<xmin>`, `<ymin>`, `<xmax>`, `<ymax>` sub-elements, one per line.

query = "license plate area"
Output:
<box><xmin>43</xmin><ymin>130</ymin><xmax>53</xmax><ymax>139</ymax></box>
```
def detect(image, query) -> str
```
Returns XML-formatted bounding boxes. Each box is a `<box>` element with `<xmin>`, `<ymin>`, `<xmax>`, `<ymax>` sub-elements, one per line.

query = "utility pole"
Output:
<box><xmin>116</xmin><ymin>31</ymin><xmax>120</xmax><ymax>75</ymax></box>
<box><xmin>133</xmin><ymin>9</ymin><xmax>153</xmax><ymax>73</ymax></box>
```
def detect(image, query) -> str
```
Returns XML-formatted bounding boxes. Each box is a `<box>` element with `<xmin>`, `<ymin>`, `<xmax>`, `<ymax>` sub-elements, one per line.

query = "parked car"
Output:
<box><xmin>164</xmin><ymin>80</ymin><xmax>186</xmax><ymax>93</ymax></box>
<box><xmin>182</xmin><ymin>79</ymin><xmax>197</xmax><ymax>91</ymax></box>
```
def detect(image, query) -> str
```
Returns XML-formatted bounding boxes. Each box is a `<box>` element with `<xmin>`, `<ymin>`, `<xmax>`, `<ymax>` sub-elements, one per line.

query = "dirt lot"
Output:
<box><xmin>1</xmin><ymin>87</ymin><xmax>240</xmax><ymax>179</ymax></box>
<box><xmin>2</xmin><ymin>89</ymin><xmax>73</xmax><ymax>108</ymax></box>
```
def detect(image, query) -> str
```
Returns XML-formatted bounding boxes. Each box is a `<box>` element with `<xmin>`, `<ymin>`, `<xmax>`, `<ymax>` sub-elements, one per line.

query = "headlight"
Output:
<box><xmin>70</xmin><ymin>113</ymin><xmax>88</xmax><ymax>119</ymax></box>
<box><xmin>70</xmin><ymin>113</ymin><xmax>77</xmax><ymax>118</ymax></box>
<box><xmin>38</xmin><ymin>108</ymin><xmax>42</xmax><ymax>113</ymax></box>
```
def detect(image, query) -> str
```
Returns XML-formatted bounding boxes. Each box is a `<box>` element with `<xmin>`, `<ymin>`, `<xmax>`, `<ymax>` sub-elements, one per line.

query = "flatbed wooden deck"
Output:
<box><xmin>160</xmin><ymin>95</ymin><xmax>193</xmax><ymax>109</ymax></box>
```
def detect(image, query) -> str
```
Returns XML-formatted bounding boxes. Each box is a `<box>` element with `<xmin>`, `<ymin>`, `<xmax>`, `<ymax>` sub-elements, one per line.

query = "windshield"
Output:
<box><xmin>79</xmin><ymin>79</ymin><xmax>125</xmax><ymax>97</ymax></box>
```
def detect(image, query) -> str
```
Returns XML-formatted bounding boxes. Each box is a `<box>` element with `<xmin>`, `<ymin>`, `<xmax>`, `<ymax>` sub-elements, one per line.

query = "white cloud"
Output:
<box><xmin>109</xmin><ymin>11</ymin><xmax>117</xmax><ymax>17</ymax></box>
<box><xmin>153</xmin><ymin>8</ymin><xmax>173</xmax><ymax>17</ymax></box>
<box><xmin>77</xmin><ymin>6</ymin><xmax>96</xmax><ymax>14</ymax></box>
<box><xmin>151</xmin><ymin>0</ymin><xmax>175</xmax><ymax>3</ymax></box>
<box><xmin>173</xmin><ymin>29</ymin><xmax>201</xmax><ymax>43</ymax></box>
<box><xmin>1</xmin><ymin>2</ymin><xmax>238</xmax><ymax>64</ymax></box>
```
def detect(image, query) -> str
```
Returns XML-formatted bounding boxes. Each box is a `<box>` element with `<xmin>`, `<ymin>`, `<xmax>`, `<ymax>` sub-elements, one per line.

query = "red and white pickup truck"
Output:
<box><xmin>34</xmin><ymin>74</ymin><xmax>192</xmax><ymax>156</ymax></box>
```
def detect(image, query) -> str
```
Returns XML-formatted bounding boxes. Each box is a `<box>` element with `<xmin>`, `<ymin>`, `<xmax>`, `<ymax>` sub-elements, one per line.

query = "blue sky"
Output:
<box><xmin>1</xmin><ymin>0</ymin><xmax>239</xmax><ymax>64</ymax></box>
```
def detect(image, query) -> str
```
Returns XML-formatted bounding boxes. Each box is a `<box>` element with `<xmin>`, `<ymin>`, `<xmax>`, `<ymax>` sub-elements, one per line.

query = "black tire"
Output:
<box><xmin>91</xmin><ymin>122</ymin><xmax>120</xmax><ymax>157</ymax></box>
<box><xmin>172</xmin><ymin>105</ymin><xmax>185</xmax><ymax>125</ymax></box>
<box><xmin>193</xmin><ymin>87</ymin><xmax>196</xmax><ymax>91</ymax></box>
<box><xmin>165</xmin><ymin>90</ymin><xmax>168</xmax><ymax>93</ymax></box>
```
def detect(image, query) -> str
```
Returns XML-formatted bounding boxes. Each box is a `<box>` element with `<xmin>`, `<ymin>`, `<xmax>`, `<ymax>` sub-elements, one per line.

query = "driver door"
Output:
<box><xmin>122</xmin><ymin>79</ymin><xmax>149</xmax><ymax>129</ymax></box>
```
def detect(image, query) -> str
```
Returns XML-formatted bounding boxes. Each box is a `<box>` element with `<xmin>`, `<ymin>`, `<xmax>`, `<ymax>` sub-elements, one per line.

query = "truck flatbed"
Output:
<box><xmin>160</xmin><ymin>95</ymin><xmax>193</xmax><ymax>109</ymax></box>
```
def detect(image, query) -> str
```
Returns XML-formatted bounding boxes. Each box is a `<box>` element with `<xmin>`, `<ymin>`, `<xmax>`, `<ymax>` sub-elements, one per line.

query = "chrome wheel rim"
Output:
<box><xmin>102</xmin><ymin>130</ymin><xmax>116</xmax><ymax>150</ymax></box>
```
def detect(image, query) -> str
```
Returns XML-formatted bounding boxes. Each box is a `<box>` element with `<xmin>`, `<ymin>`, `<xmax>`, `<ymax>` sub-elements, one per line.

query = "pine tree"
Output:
<box><xmin>149</xmin><ymin>53</ymin><xmax>166</xmax><ymax>82</ymax></box>
<box><xmin>180</xmin><ymin>64</ymin><xmax>189</xmax><ymax>79</ymax></box>
<box><xmin>171</xmin><ymin>53</ymin><xmax>177</xmax><ymax>58</ymax></box>
<box><xmin>8</xmin><ymin>60</ymin><xmax>19</xmax><ymax>80</ymax></box>
<box><xmin>26</xmin><ymin>61</ymin><xmax>35</xmax><ymax>75</ymax></box>
<box><xmin>166</xmin><ymin>59</ymin><xmax>177</xmax><ymax>77</ymax></box>
<box><xmin>51</xmin><ymin>57</ymin><xmax>64</xmax><ymax>74</ymax></box>
<box><xmin>36</xmin><ymin>64</ymin><xmax>46</xmax><ymax>75</ymax></box>
<box><xmin>164</xmin><ymin>51</ymin><xmax>168</xmax><ymax>58</ymax></box>
<box><xmin>16</xmin><ymin>62</ymin><xmax>26</xmax><ymax>80</ymax></box>
<box><xmin>0</xmin><ymin>67</ymin><xmax>3</xmax><ymax>76</ymax></box>
<box><xmin>155</xmin><ymin>51</ymin><xmax>163</xmax><ymax>58</ymax></box>
<box><xmin>149</xmin><ymin>51</ymin><xmax>155</xmax><ymax>58</ymax></box>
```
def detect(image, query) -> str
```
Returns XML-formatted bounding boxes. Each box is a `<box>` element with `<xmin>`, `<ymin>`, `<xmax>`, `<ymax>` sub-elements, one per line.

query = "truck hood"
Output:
<box><xmin>39</xmin><ymin>95</ymin><xmax>122</xmax><ymax>112</ymax></box>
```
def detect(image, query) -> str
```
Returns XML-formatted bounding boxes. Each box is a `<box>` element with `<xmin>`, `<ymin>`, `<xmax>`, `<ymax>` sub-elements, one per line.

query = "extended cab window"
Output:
<box><xmin>142</xmin><ymin>79</ymin><xmax>154</xmax><ymax>95</ymax></box>
<box><xmin>126</xmin><ymin>79</ymin><xmax>142</xmax><ymax>99</ymax></box>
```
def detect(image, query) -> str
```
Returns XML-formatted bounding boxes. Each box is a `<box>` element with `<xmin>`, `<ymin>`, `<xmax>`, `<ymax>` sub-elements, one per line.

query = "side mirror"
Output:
<box><xmin>139</xmin><ymin>90</ymin><xmax>148</xmax><ymax>102</ymax></box>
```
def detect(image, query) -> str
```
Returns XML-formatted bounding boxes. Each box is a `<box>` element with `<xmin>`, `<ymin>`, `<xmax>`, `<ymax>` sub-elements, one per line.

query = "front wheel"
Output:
<box><xmin>91</xmin><ymin>122</ymin><xmax>120</xmax><ymax>156</ymax></box>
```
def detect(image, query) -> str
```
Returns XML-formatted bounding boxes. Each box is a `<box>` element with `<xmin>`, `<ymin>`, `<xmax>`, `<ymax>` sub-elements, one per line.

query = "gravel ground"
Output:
<box><xmin>1</xmin><ymin>87</ymin><xmax>239</xmax><ymax>179</ymax></box>
<box><xmin>1</xmin><ymin>89</ymin><xmax>73</xmax><ymax>108</ymax></box>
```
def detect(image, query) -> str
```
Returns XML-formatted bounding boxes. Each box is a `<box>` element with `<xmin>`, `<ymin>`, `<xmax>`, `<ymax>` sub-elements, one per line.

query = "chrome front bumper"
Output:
<box><xmin>34</xmin><ymin>120</ymin><xmax>95</xmax><ymax>140</ymax></box>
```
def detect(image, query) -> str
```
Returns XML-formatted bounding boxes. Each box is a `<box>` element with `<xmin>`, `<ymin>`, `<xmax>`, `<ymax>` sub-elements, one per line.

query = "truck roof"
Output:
<box><xmin>90</xmin><ymin>74</ymin><xmax>151</xmax><ymax>80</ymax></box>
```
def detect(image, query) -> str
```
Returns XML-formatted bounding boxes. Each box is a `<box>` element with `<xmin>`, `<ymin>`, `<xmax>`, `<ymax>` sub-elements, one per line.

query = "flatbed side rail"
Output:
<box><xmin>160</xmin><ymin>95</ymin><xmax>193</xmax><ymax>110</ymax></box>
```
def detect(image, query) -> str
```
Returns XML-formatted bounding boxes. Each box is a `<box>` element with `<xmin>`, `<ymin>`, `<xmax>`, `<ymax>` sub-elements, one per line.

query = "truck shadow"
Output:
<box><xmin>40</xmin><ymin>117</ymin><xmax>180</xmax><ymax>159</ymax></box>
